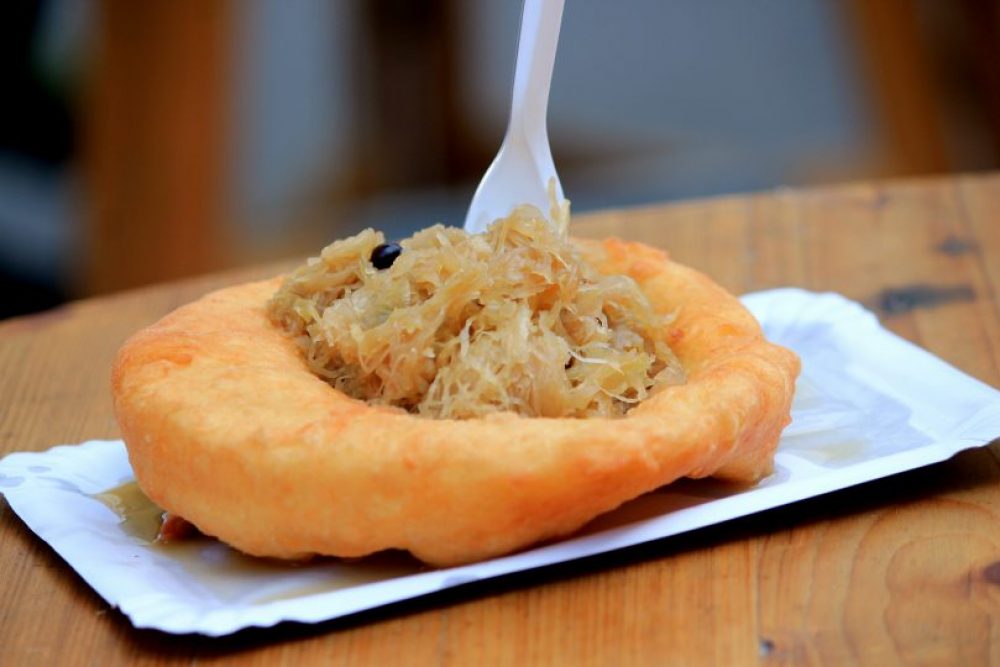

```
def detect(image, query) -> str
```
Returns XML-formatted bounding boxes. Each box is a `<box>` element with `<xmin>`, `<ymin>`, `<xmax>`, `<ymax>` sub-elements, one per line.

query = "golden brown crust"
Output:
<box><xmin>112</xmin><ymin>237</ymin><xmax>799</xmax><ymax>566</ymax></box>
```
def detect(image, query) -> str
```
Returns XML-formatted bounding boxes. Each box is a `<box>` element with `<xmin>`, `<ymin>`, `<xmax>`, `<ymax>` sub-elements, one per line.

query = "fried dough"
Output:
<box><xmin>112</xmin><ymin>237</ymin><xmax>799</xmax><ymax>566</ymax></box>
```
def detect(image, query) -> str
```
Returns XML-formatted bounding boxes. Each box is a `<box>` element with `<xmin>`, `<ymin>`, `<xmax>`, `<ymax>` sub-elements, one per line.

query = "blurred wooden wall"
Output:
<box><xmin>83</xmin><ymin>0</ymin><xmax>231</xmax><ymax>295</ymax></box>
<box><xmin>846</xmin><ymin>0</ymin><xmax>1000</xmax><ymax>177</ymax></box>
<box><xmin>80</xmin><ymin>0</ymin><xmax>1000</xmax><ymax>296</ymax></box>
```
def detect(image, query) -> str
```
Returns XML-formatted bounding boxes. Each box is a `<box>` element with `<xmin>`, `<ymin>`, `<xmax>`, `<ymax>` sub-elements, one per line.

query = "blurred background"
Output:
<box><xmin>2</xmin><ymin>0</ymin><xmax>999</xmax><ymax>318</ymax></box>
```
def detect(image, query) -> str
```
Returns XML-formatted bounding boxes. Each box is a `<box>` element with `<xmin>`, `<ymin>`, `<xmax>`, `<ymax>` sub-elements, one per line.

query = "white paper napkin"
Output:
<box><xmin>2</xmin><ymin>289</ymin><xmax>998</xmax><ymax>635</ymax></box>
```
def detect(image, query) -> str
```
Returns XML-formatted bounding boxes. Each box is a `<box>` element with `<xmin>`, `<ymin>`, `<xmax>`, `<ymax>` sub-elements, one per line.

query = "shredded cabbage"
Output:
<box><xmin>268</xmin><ymin>204</ymin><xmax>684</xmax><ymax>419</ymax></box>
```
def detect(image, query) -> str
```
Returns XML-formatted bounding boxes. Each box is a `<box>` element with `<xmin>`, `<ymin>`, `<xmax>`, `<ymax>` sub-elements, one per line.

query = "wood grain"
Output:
<box><xmin>2</xmin><ymin>174</ymin><xmax>999</xmax><ymax>665</ymax></box>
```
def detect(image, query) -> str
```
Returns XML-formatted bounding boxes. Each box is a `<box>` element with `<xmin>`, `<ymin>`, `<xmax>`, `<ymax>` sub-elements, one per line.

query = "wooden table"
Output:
<box><xmin>2</xmin><ymin>174</ymin><xmax>999</xmax><ymax>665</ymax></box>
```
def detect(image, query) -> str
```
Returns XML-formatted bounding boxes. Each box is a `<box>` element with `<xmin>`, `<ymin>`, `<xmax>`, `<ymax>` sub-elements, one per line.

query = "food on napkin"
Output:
<box><xmin>112</xmin><ymin>203</ymin><xmax>799</xmax><ymax>566</ymax></box>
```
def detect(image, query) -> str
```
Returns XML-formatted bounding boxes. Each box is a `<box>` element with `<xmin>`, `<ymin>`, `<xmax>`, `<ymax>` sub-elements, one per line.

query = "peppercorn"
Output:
<box><xmin>370</xmin><ymin>242</ymin><xmax>402</xmax><ymax>269</ymax></box>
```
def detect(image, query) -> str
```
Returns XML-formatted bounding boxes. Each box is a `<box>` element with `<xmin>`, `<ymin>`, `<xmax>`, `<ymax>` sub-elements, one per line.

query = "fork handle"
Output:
<box><xmin>509</xmin><ymin>0</ymin><xmax>565</xmax><ymax>142</ymax></box>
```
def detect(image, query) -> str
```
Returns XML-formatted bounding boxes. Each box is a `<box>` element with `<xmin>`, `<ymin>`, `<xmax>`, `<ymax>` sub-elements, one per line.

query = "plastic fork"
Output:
<box><xmin>463</xmin><ymin>0</ymin><xmax>565</xmax><ymax>234</ymax></box>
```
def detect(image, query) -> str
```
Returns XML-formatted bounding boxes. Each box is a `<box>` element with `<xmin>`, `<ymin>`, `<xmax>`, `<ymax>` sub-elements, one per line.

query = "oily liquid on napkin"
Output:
<box><xmin>92</xmin><ymin>481</ymin><xmax>423</xmax><ymax>602</ymax></box>
<box><xmin>93</xmin><ymin>481</ymin><xmax>164</xmax><ymax>542</ymax></box>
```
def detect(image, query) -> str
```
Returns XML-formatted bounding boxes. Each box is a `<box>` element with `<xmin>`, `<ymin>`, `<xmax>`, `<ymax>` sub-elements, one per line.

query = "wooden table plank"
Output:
<box><xmin>2</xmin><ymin>174</ymin><xmax>999</xmax><ymax>665</ymax></box>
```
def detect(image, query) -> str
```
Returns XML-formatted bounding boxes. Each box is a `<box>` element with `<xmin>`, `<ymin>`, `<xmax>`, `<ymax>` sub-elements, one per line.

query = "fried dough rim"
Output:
<box><xmin>112</xmin><ymin>237</ymin><xmax>800</xmax><ymax>566</ymax></box>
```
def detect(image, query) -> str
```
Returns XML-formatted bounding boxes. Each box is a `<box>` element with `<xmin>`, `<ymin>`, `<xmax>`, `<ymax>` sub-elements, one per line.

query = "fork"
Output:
<box><xmin>463</xmin><ymin>0</ymin><xmax>566</xmax><ymax>234</ymax></box>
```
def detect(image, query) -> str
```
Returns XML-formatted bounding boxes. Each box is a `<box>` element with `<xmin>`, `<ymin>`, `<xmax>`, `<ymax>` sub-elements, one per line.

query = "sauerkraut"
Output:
<box><xmin>268</xmin><ymin>203</ymin><xmax>685</xmax><ymax>419</ymax></box>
